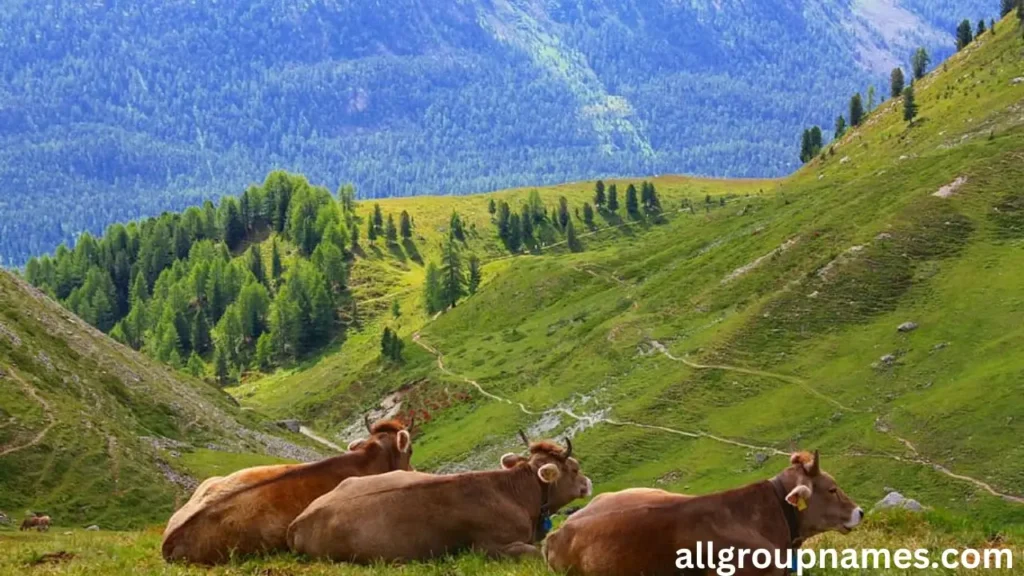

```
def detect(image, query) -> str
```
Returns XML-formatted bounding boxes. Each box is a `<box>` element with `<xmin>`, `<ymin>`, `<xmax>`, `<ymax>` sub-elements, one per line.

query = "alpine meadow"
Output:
<box><xmin>2</xmin><ymin>5</ymin><xmax>1024</xmax><ymax>576</ymax></box>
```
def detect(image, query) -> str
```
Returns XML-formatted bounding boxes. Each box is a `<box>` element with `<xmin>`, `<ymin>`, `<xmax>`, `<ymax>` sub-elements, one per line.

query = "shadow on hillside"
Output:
<box><xmin>386</xmin><ymin>242</ymin><xmax>407</xmax><ymax>264</ymax></box>
<box><xmin>401</xmin><ymin>239</ymin><xmax>423</xmax><ymax>265</ymax></box>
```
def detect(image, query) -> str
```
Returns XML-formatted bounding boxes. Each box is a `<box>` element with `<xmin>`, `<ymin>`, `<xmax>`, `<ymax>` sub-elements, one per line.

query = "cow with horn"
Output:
<box><xmin>288</xmin><ymin>430</ymin><xmax>591</xmax><ymax>562</ymax></box>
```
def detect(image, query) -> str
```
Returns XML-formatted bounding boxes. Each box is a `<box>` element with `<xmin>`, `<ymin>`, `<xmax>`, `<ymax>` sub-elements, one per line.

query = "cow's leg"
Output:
<box><xmin>477</xmin><ymin>541</ymin><xmax>542</xmax><ymax>559</ymax></box>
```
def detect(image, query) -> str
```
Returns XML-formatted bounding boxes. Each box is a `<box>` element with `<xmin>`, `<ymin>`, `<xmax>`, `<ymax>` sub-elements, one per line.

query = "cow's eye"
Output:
<box><xmin>829</xmin><ymin>488</ymin><xmax>838</xmax><ymax>495</ymax></box>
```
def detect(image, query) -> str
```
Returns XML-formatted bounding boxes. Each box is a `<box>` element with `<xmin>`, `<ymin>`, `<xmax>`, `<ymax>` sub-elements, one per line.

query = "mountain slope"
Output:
<box><xmin>236</xmin><ymin>14</ymin><xmax>1024</xmax><ymax>533</ymax></box>
<box><xmin>0</xmin><ymin>0</ymin><xmax>993</xmax><ymax>265</ymax></box>
<box><xmin>0</xmin><ymin>269</ymin><xmax>323</xmax><ymax>529</ymax></box>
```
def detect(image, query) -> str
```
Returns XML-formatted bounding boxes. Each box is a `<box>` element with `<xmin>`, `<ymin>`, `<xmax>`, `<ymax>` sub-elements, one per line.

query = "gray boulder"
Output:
<box><xmin>897</xmin><ymin>322</ymin><xmax>918</xmax><ymax>333</ymax></box>
<box><xmin>86</xmin><ymin>525</ymin><xmax>100</xmax><ymax>531</ymax></box>
<box><xmin>873</xmin><ymin>491</ymin><xmax>924</xmax><ymax>512</ymax></box>
<box><xmin>275</xmin><ymin>419</ymin><xmax>302</xmax><ymax>433</ymax></box>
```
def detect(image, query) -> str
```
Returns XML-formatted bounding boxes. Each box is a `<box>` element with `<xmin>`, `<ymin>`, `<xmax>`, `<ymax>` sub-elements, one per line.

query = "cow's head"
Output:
<box><xmin>501</xmin><ymin>433</ymin><xmax>592</xmax><ymax>512</ymax></box>
<box><xmin>780</xmin><ymin>450</ymin><xmax>863</xmax><ymax>538</ymax></box>
<box><xmin>346</xmin><ymin>418</ymin><xmax>414</xmax><ymax>472</ymax></box>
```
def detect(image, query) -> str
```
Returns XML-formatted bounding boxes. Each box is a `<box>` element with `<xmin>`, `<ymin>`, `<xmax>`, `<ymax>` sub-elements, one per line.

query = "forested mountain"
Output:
<box><xmin>0</xmin><ymin>0</ymin><xmax>992</xmax><ymax>264</ymax></box>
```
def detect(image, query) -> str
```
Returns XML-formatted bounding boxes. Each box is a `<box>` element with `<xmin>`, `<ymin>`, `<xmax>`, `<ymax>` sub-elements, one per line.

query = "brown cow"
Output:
<box><xmin>161</xmin><ymin>418</ymin><xmax>413</xmax><ymax>565</ymax></box>
<box><xmin>19</xmin><ymin>515</ymin><xmax>50</xmax><ymax>532</ymax></box>
<box><xmin>287</xmin><ymin>434</ymin><xmax>592</xmax><ymax>562</ymax></box>
<box><xmin>545</xmin><ymin>451</ymin><xmax>863</xmax><ymax>576</ymax></box>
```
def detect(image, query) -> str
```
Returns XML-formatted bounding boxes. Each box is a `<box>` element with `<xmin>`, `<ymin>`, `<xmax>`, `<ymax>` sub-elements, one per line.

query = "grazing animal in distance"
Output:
<box><xmin>544</xmin><ymin>450</ymin><xmax>863</xmax><ymax>576</ymax></box>
<box><xmin>161</xmin><ymin>417</ymin><xmax>414</xmax><ymax>565</ymax></box>
<box><xmin>20</xmin><ymin>514</ymin><xmax>50</xmax><ymax>532</ymax></box>
<box><xmin>288</xmin><ymin>431</ymin><xmax>592</xmax><ymax>562</ymax></box>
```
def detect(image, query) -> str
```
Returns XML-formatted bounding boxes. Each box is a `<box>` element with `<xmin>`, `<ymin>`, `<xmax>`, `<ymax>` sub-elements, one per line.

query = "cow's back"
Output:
<box><xmin>162</xmin><ymin>464</ymin><xmax>308</xmax><ymax>564</ymax></box>
<box><xmin>289</xmin><ymin>470</ymin><xmax>528</xmax><ymax>562</ymax></box>
<box><xmin>545</xmin><ymin>492</ymin><xmax>691</xmax><ymax>576</ymax></box>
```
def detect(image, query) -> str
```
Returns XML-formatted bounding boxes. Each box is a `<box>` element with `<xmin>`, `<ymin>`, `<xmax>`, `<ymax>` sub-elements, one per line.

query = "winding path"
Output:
<box><xmin>298</xmin><ymin>425</ymin><xmax>344</xmax><ymax>452</ymax></box>
<box><xmin>0</xmin><ymin>370</ymin><xmax>56</xmax><ymax>458</ymax></box>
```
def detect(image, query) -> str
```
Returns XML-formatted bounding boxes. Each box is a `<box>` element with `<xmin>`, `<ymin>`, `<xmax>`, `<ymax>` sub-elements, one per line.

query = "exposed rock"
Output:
<box><xmin>880</xmin><ymin>354</ymin><xmax>896</xmax><ymax>364</ymax></box>
<box><xmin>873</xmin><ymin>491</ymin><xmax>924</xmax><ymax>512</ymax></box>
<box><xmin>897</xmin><ymin>322</ymin><xmax>918</xmax><ymax>333</ymax></box>
<box><xmin>1012</xmin><ymin>77</ymin><xmax>1024</xmax><ymax>85</ymax></box>
<box><xmin>933</xmin><ymin>176</ymin><xmax>967</xmax><ymax>198</ymax></box>
<box><xmin>840</xmin><ymin>156</ymin><xmax>850</xmax><ymax>164</ymax></box>
<box><xmin>0</xmin><ymin>322</ymin><xmax>21</xmax><ymax>347</ymax></box>
<box><xmin>932</xmin><ymin>342</ymin><xmax>950</xmax><ymax>351</ymax></box>
<box><xmin>275</xmin><ymin>419</ymin><xmax>302</xmax><ymax>434</ymax></box>
<box><xmin>86</xmin><ymin>525</ymin><xmax>99</xmax><ymax>531</ymax></box>
<box><xmin>154</xmin><ymin>458</ymin><xmax>198</xmax><ymax>494</ymax></box>
<box><xmin>875</xmin><ymin>232</ymin><xmax>893</xmax><ymax>241</ymax></box>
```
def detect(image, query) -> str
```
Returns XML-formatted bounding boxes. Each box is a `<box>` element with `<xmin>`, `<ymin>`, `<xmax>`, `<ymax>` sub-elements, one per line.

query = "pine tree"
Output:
<box><xmin>350</xmin><ymin>222</ymin><xmax>360</xmax><ymax>250</ymax></box>
<box><xmin>810</xmin><ymin>126</ymin><xmax>823</xmax><ymax>156</ymax></box>
<box><xmin>495</xmin><ymin>201</ymin><xmax>511</xmax><ymax>242</ymax></box>
<box><xmin>246</xmin><ymin>245</ymin><xmax>265</xmax><ymax>286</ymax></box>
<box><xmin>890</xmin><ymin>67</ymin><xmax>905</xmax><ymax>98</ymax></box>
<box><xmin>1002</xmin><ymin>0</ymin><xmax>1016</xmax><ymax>16</ymax></box>
<box><xmin>527</xmin><ymin>189</ymin><xmax>545</xmax><ymax>223</ymax></box>
<box><xmin>566</xmin><ymin>220</ymin><xmax>581</xmax><ymax>252</ymax></box>
<box><xmin>219</xmin><ymin>197</ymin><xmax>245</xmax><ymax>251</ymax></box>
<box><xmin>214</xmin><ymin>345</ymin><xmax>230</xmax><ymax>386</ymax></box>
<box><xmin>449</xmin><ymin>211</ymin><xmax>465</xmax><ymax>241</ymax></box>
<box><xmin>391</xmin><ymin>299</ymin><xmax>401</xmax><ymax>319</ymax></box>
<box><xmin>372</xmin><ymin>203</ymin><xmax>384</xmax><ymax>233</ymax></box>
<box><xmin>190</xmin><ymin>308</ymin><xmax>211</xmax><ymax>355</ymax></box>
<box><xmin>849</xmin><ymin>93</ymin><xmax>865</xmax><ymax>127</ymax></box>
<box><xmin>625</xmin><ymin>184</ymin><xmax>639</xmax><ymax>216</ymax></box>
<box><xmin>607</xmin><ymin>184</ymin><xmax>619</xmax><ymax>212</ymax></box>
<box><xmin>129</xmin><ymin>269</ymin><xmax>149</xmax><ymax>306</ymax></box>
<box><xmin>440</xmin><ymin>234</ymin><xmax>464</xmax><ymax>309</ymax></box>
<box><xmin>834</xmin><ymin>115</ymin><xmax>847</xmax><ymax>140</ymax></box>
<box><xmin>594</xmin><ymin>180</ymin><xmax>606</xmax><ymax>208</ymax></box>
<box><xmin>467</xmin><ymin>254</ymin><xmax>481</xmax><ymax>295</ymax></box>
<box><xmin>645</xmin><ymin>182</ymin><xmax>661</xmax><ymax>212</ymax></box>
<box><xmin>800</xmin><ymin>129</ymin><xmax>811</xmax><ymax>163</ymax></box>
<box><xmin>977</xmin><ymin>19</ymin><xmax>986</xmax><ymax>37</ymax></box>
<box><xmin>507</xmin><ymin>213</ymin><xmax>522</xmax><ymax>253</ymax></box>
<box><xmin>582</xmin><ymin>202</ymin><xmax>595</xmax><ymax>226</ymax></box>
<box><xmin>557</xmin><ymin>197</ymin><xmax>570</xmax><ymax>229</ymax></box>
<box><xmin>520</xmin><ymin>204</ymin><xmax>533</xmax><ymax>243</ymax></box>
<box><xmin>487</xmin><ymin>198</ymin><xmax>497</xmax><ymax>215</ymax></box>
<box><xmin>381</xmin><ymin>327</ymin><xmax>394</xmax><ymax>359</ymax></box>
<box><xmin>400</xmin><ymin>210</ymin><xmax>413</xmax><ymax>239</ymax></box>
<box><xmin>903</xmin><ymin>83</ymin><xmax>918</xmax><ymax>122</ymax></box>
<box><xmin>866</xmin><ymin>85</ymin><xmax>876</xmax><ymax>111</ymax></box>
<box><xmin>255</xmin><ymin>332</ymin><xmax>274</xmax><ymax>371</ymax></box>
<box><xmin>956</xmin><ymin>20</ymin><xmax>973</xmax><ymax>51</ymax></box>
<box><xmin>367</xmin><ymin>221</ymin><xmax>378</xmax><ymax>243</ymax></box>
<box><xmin>911</xmin><ymin>47</ymin><xmax>930</xmax><ymax>80</ymax></box>
<box><xmin>386</xmin><ymin>214</ymin><xmax>398</xmax><ymax>244</ymax></box>
<box><xmin>270</xmin><ymin>239</ymin><xmax>283</xmax><ymax>281</ymax></box>
<box><xmin>312</xmin><ymin>241</ymin><xmax>346</xmax><ymax>292</ymax></box>
<box><xmin>423</xmin><ymin>262</ymin><xmax>444</xmax><ymax>314</ymax></box>
<box><xmin>186</xmin><ymin>352</ymin><xmax>205</xmax><ymax>379</ymax></box>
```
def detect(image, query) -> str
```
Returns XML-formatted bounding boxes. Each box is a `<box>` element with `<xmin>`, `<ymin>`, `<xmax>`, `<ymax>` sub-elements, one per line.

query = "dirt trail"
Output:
<box><xmin>0</xmin><ymin>370</ymin><xmax>56</xmax><ymax>458</ymax></box>
<box><xmin>412</xmin><ymin>333</ymin><xmax>788</xmax><ymax>457</ymax></box>
<box><xmin>298</xmin><ymin>425</ymin><xmax>344</xmax><ymax>452</ymax></box>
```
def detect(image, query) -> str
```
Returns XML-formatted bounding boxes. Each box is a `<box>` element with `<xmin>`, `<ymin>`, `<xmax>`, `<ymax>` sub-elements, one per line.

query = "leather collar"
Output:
<box><xmin>770</xmin><ymin>476</ymin><xmax>803</xmax><ymax>549</ymax></box>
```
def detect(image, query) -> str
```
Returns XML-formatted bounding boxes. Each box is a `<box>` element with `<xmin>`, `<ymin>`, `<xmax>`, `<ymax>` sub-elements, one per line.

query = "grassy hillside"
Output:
<box><xmin>237</xmin><ymin>13</ymin><xmax>1024</xmax><ymax>531</ymax></box>
<box><xmin>0</xmin><ymin>270</ymin><xmax>324</xmax><ymax>530</ymax></box>
<box><xmin>2</xmin><ymin>12</ymin><xmax>1023</xmax><ymax>576</ymax></box>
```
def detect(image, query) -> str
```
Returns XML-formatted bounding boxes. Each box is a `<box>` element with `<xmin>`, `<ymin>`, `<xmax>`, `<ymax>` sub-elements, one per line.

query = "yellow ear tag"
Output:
<box><xmin>796</xmin><ymin>498</ymin><xmax>808</xmax><ymax>511</ymax></box>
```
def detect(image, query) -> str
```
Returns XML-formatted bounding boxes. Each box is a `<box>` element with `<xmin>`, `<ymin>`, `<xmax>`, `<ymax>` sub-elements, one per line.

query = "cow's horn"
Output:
<box><xmin>365</xmin><ymin>414</ymin><xmax>373</xmax><ymax>433</ymax></box>
<box><xmin>809</xmin><ymin>449</ymin><xmax>820</xmax><ymax>475</ymax></box>
<box><xmin>518</xmin><ymin>429</ymin><xmax>531</xmax><ymax>449</ymax></box>
<box><xmin>408</xmin><ymin>414</ymin><xmax>416</xmax><ymax>434</ymax></box>
<box><xmin>563</xmin><ymin>437</ymin><xmax>573</xmax><ymax>459</ymax></box>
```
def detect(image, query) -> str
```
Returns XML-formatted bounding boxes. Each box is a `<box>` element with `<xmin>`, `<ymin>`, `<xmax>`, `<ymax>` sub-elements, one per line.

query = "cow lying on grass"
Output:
<box><xmin>162</xmin><ymin>418</ymin><xmax>413</xmax><ymax>565</ymax></box>
<box><xmin>544</xmin><ymin>450</ymin><xmax>863</xmax><ymax>576</ymax></box>
<box><xmin>288</xmin><ymin>433</ymin><xmax>592</xmax><ymax>562</ymax></box>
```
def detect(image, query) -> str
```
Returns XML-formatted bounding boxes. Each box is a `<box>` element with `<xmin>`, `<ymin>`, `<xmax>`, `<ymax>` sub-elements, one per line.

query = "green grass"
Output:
<box><xmin>4</xmin><ymin>12</ymin><xmax>1024</xmax><ymax>576</ymax></box>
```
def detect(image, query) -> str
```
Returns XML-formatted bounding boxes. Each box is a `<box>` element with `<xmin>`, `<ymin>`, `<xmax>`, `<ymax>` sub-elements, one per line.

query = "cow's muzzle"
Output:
<box><xmin>843</xmin><ymin>507</ymin><xmax>865</xmax><ymax>531</ymax></box>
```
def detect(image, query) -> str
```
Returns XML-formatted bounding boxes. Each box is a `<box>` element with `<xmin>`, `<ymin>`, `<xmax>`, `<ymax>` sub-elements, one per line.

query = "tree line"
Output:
<box><xmin>24</xmin><ymin>171</ymin><xmax>372</xmax><ymax>384</ymax></box>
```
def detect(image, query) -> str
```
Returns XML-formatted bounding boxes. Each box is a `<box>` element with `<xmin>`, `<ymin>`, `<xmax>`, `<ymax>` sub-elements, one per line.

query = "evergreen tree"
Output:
<box><xmin>312</xmin><ymin>241</ymin><xmax>346</xmax><ymax>292</ymax></box>
<box><xmin>582</xmin><ymin>202</ymin><xmax>595</xmax><ymax>227</ymax></box>
<box><xmin>270</xmin><ymin>239</ymin><xmax>283</xmax><ymax>281</ymax></box>
<box><xmin>400</xmin><ymin>210</ymin><xmax>413</xmax><ymax>239</ymax></box>
<box><xmin>190</xmin><ymin>308</ymin><xmax>211</xmax><ymax>355</ymax></box>
<box><xmin>1002</xmin><ymin>0</ymin><xmax>1016</xmax><ymax>16</ymax></box>
<box><xmin>977</xmin><ymin>19</ymin><xmax>986</xmax><ymax>36</ymax></box>
<box><xmin>890</xmin><ymin>67</ymin><xmax>905</xmax><ymax>97</ymax></box>
<box><xmin>186</xmin><ymin>352</ymin><xmax>205</xmax><ymax>379</ymax></box>
<box><xmin>337</xmin><ymin>183</ymin><xmax>356</xmax><ymax>213</ymax></box>
<box><xmin>866</xmin><ymin>85</ymin><xmax>876</xmax><ymax>110</ymax></box>
<box><xmin>487</xmin><ymin>198</ymin><xmax>497</xmax><ymax>215</ymax></box>
<box><xmin>246</xmin><ymin>245</ymin><xmax>265</xmax><ymax>286</ymax></box>
<box><xmin>566</xmin><ymin>220</ymin><xmax>581</xmax><ymax>252</ymax></box>
<box><xmin>367</xmin><ymin>221</ymin><xmax>378</xmax><ymax>243</ymax></box>
<box><xmin>810</xmin><ymin>126</ymin><xmax>823</xmax><ymax>155</ymax></box>
<box><xmin>625</xmin><ymin>184</ymin><xmax>639</xmax><ymax>216</ymax></box>
<box><xmin>129</xmin><ymin>269</ymin><xmax>149</xmax><ymax>306</ymax></box>
<box><xmin>219</xmin><ymin>197</ymin><xmax>245</xmax><ymax>250</ymax></box>
<box><xmin>467</xmin><ymin>254</ymin><xmax>481</xmax><ymax>295</ymax></box>
<box><xmin>214</xmin><ymin>345</ymin><xmax>230</xmax><ymax>386</ymax></box>
<box><xmin>350</xmin><ymin>222</ymin><xmax>360</xmax><ymax>250</ymax></box>
<box><xmin>381</xmin><ymin>327</ymin><xmax>394</xmax><ymax>359</ymax></box>
<box><xmin>520</xmin><ymin>204</ymin><xmax>533</xmax><ymax>243</ymax></box>
<box><xmin>391</xmin><ymin>298</ymin><xmax>401</xmax><ymax>319</ymax></box>
<box><xmin>527</xmin><ymin>189</ymin><xmax>545</xmax><ymax>223</ymax></box>
<box><xmin>849</xmin><ymin>93</ymin><xmax>865</xmax><ymax>126</ymax></box>
<box><xmin>440</xmin><ymin>234</ymin><xmax>465</xmax><ymax>309</ymax></box>
<box><xmin>607</xmin><ymin>184</ymin><xmax>619</xmax><ymax>212</ymax></box>
<box><xmin>557</xmin><ymin>197</ymin><xmax>570</xmax><ymax>229</ymax></box>
<box><xmin>800</xmin><ymin>129</ymin><xmax>811</xmax><ymax>163</ymax></box>
<box><xmin>270</xmin><ymin>285</ymin><xmax>301</xmax><ymax>358</ymax></box>
<box><xmin>423</xmin><ymin>262</ymin><xmax>444</xmax><ymax>314</ymax></box>
<box><xmin>594</xmin><ymin>180</ymin><xmax>606</xmax><ymax>207</ymax></box>
<box><xmin>236</xmin><ymin>282</ymin><xmax>271</xmax><ymax>343</ymax></box>
<box><xmin>644</xmin><ymin>183</ymin><xmax>661</xmax><ymax>213</ymax></box>
<box><xmin>507</xmin><ymin>213</ymin><xmax>522</xmax><ymax>253</ymax></box>
<box><xmin>449</xmin><ymin>211</ymin><xmax>465</xmax><ymax>241</ymax></box>
<box><xmin>911</xmin><ymin>47</ymin><xmax>930</xmax><ymax>79</ymax></box>
<box><xmin>956</xmin><ymin>20</ymin><xmax>973</xmax><ymax>50</ymax></box>
<box><xmin>834</xmin><ymin>115</ymin><xmax>847</xmax><ymax>139</ymax></box>
<box><xmin>255</xmin><ymin>332</ymin><xmax>274</xmax><ymax>371</ymax></box>
<box><xmin>386</xmin><ymin>214</ymin><xmax>398</xmax><ymax>244</ymax></box>
<box><xmin>495</xmin><ymin>201</ymin><xmax>511</xmax><ymax>242</ymax></box>
<box><xmin>372</xmin><ymin>203</ymin><xmax>384</xmax><ymax>233</ymax></box>
<box><xmin>903</xmin><ymin>83</ymin><xmax>918</xmax><ymax>122</ymax></box>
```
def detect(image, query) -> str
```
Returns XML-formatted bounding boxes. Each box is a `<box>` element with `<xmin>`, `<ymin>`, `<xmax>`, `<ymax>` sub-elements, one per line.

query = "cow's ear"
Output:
<box><xmin>396</xmin><ymin>430</ymin><xmax>412</xmax><ymax>453</ymax></box>
<box><xmin>347</xmin><ymin>439</ymin><xmax>364</xmax><ymax>451</ymax></box>
<box><xmin>537</xmin><ymin>463</ymin><xmax>562</xmax><ymax>484</ymax></box>
<box><xmin>500</xmin><ymin>453</ymin><xmax>523</xmax><ymax>469</ymax></box>
<box><xmin>785</xmin><ymin>484</ymin><xmax>812</xmax><ymax>510</ymax></box>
